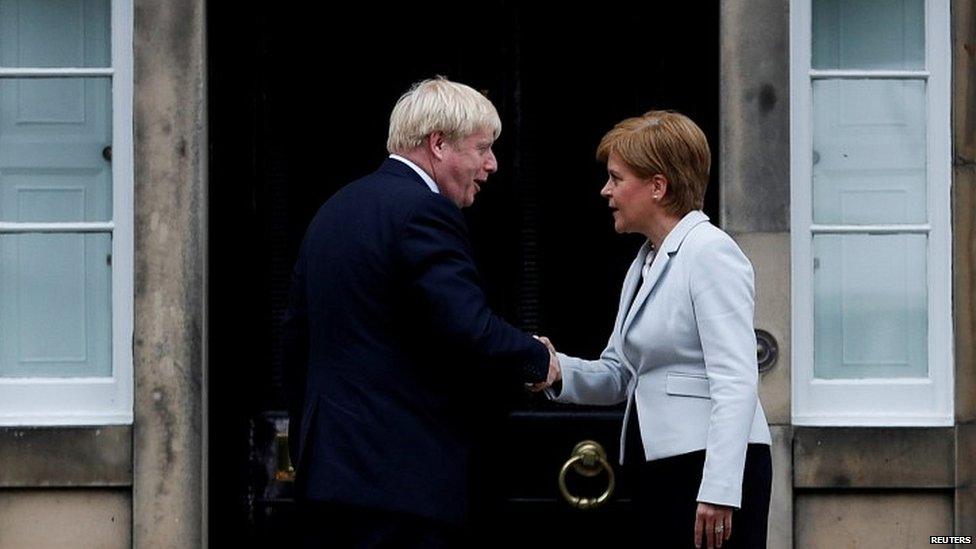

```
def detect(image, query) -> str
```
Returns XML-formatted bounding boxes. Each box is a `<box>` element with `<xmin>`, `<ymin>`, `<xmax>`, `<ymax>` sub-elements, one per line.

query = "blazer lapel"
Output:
<box><xmin>615</xmin><ymin>241</ymin><xmax>652</xmax><ymax>326</ymax></box>
<box><xmin>621</xmin><ymin>250</ymin><xmax>669</xmax><ymax>335</ymax></box>
<box><xmin>620</xmin><ymin>210</ymin><xmax>711</xmax><ymax>336</ymax></box>
<box><xmin>611</xmin><ymin>241</ymin><xmax>651</xmax><ymax>372</ymax></box>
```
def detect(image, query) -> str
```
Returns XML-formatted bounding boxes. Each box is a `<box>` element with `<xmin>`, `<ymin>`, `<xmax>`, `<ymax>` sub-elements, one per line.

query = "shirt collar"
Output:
<box><xmin>389</xmin><ymin>154</ymin><xmax>439</xmax><ymax>194</ymax></box>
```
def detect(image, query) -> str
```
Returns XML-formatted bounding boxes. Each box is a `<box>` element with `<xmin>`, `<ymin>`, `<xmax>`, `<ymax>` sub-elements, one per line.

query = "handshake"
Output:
<box><xmin>529</xmin><ymin>336</ymin><xmax>562</xmax><ymax>392</ymax></box>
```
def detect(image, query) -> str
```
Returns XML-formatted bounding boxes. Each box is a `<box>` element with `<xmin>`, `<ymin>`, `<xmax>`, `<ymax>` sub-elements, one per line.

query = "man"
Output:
<box><xmin>283</xmin><ymin>77</ymin><xmax>556</xmax><ymax>547</ymax></box>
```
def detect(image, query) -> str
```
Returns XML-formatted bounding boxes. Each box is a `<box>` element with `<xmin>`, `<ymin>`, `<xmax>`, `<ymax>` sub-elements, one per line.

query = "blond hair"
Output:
<box><xmin>387</xmin><ymin>77</ymin><xmax>501</xmax><ymax>153</ymax></box>
<box><xmin>596</xmin><ymin>110</ymin><xmax>710</xmax><ymax>216</ymax></box>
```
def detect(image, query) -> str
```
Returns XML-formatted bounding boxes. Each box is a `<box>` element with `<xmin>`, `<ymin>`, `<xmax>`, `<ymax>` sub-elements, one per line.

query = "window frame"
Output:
<box><xmin>790</xmin><ymin>0</ymin><xmax>952</xmax><ymax>426</ymax></box>
<box><xmin>0</xmin><ymin>0</ymin><xmax>133</xmax><ymax>425</ymax></box>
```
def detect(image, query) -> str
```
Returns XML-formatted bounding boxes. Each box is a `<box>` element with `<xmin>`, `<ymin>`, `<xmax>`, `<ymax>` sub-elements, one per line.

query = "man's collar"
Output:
<box><xmin>389</xmin><ymin>154</ymin><xmax>439</xmax><ymax>194</ymax></box>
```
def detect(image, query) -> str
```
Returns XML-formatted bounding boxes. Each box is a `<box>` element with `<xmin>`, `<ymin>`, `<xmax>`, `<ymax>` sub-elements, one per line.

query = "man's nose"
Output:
<box><xmin>485</xmin><ymin>150</ymin><xmax>498</xmax><ymax>174</ymax></box>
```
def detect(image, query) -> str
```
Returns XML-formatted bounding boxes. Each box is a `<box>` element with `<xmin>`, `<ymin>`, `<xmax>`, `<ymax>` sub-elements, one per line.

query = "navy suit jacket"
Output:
<box><xmin>283</xmin><ymin>158</ymin><xmax>549</xmax><ymax>525</ymax></box>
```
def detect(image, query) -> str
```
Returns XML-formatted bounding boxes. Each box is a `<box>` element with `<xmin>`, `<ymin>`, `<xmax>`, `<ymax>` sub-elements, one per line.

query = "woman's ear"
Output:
<box><xmin>650</xmin><ymin>174</ymin><xmax>669</xmax><ymax>200</ymax></box>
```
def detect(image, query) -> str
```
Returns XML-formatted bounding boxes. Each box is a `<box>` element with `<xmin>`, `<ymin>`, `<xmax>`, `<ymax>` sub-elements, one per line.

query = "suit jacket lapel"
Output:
<box><xmin>620</xmin><ymin>210</ymin><xmax>711</xmax><ymax>336</ymax></box>
<box><xmin>621</xmin><ymin>250</ymin><xmax>669</xmax><ymax>335</ymax></box>
<box><xmin>611</xmin><ymin>241</ymin><xmax>651</xmax><ymax>370</ymax></box>
<box><xmin>616</xmin><ymin>241</ymin><xmax>652</xmax><ymax>324</ymax></box>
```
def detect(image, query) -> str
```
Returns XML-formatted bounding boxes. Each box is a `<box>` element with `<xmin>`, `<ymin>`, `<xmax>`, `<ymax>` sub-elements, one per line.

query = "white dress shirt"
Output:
<box><xmin>389</xmin><ymin>154</ymin><xmax>439</xmax><ymax>194</ymax></box>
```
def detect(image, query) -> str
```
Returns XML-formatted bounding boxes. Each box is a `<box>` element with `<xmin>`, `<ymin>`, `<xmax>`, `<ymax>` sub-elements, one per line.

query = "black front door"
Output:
<box><xmin>208</xmin><ymin>4</ymin><xmax>718</xmax><ymax>546</ymax></box>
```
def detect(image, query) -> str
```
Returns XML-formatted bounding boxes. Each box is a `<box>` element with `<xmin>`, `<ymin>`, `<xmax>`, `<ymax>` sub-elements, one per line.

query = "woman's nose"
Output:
<box><xmin>600</xmin><ymin>181</ymin><xmax>612</xmax><ymax>197</ymax></box>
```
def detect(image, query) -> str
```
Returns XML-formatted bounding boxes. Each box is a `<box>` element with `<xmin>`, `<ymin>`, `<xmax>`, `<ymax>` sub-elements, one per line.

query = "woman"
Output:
<box><xmin>541</xmin><ymin>111</ymin><xmax>772</xmax><ymax>548</ymax></box>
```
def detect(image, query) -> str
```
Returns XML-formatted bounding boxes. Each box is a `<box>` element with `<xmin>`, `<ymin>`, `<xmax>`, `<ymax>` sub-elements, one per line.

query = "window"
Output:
<box><xmin>0</xmin><ymin>0</ymin><xmax>132</xmax><ymax>425</ymax></box>
<box><xmin>791</xmin><ymin>0</ymin><xmax>951</xmax><ymax>425</ymax></box>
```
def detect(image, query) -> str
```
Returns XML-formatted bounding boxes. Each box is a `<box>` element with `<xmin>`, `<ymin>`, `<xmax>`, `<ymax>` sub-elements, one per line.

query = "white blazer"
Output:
<box><xmin>549</xmin><ymin>210</ymin><xmax>771</xmax><ymax>508</ymax></box>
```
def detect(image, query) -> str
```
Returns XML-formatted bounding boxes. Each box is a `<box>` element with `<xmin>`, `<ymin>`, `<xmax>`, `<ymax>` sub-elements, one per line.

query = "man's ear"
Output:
<box><xmin>426</xmin><ymin>132</ymin><xmax>448</xmax><ymax>161</ymax></box>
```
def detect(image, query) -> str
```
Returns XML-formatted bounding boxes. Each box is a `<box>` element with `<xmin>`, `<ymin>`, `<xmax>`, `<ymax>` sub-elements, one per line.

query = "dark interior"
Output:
<box><xmin>208</xmin><ymin>3</ymin><xmax>718</xmax><ymax>544</ymax></box>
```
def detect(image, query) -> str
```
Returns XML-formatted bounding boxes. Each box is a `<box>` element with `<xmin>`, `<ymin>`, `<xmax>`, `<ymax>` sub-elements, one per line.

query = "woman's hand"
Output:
<box><xmin>694</xmin><ymin>502</ymin><xmax>732</xmax><ymax>548</ymax></box>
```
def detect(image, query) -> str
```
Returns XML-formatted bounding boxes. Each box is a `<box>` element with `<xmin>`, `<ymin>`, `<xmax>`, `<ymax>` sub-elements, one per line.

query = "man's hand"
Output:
<box><xmin>528</xmin><ymin>336</ymin><xmax>561</xmax><ymax>392</ymax></box>
<box><xmin>694</xmin><ymin>502</ymin><xmax>733</xmax><ymax>548</ymax></box>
